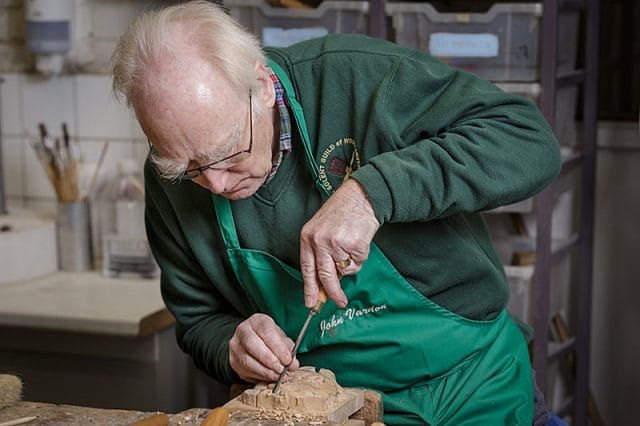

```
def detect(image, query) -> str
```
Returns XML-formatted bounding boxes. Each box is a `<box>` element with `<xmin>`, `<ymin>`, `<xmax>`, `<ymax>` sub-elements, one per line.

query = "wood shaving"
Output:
<box><xmin>252</xmin><ymin>406</ymin><xmax>327</xmax><ymax>424</ymax></box>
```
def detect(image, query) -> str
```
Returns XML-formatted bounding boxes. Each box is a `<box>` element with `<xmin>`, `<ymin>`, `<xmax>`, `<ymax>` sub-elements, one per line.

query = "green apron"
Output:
<box><xmin>211</xmin><ymin>61</ymin><xmax>533</xmax><ymax>425</ymax></box>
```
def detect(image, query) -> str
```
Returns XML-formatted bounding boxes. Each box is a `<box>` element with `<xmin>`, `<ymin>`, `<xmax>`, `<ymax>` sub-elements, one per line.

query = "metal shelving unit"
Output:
<box><xmin>533</xmin><ymin>0</ymin><xmax>599</xmax><ymax>424</ymax></box>
<box><xmin>368</xmin><ymin>0</ymin><xmax>387</xmax><ymax>39</ymax></box>
<box><xmin>370</xmin><ymin>0</ymin><xmax>600</xmax><ymax>422</ymax></box>
<box><xmin>375</xmin><ymin>0</ymin><xmax>600</xmax><ymax>423</ymax></box>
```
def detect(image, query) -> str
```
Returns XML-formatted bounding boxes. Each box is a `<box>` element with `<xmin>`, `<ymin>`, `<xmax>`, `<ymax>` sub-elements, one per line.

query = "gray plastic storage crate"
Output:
<box><xmin>223</xmin><ymin>0</ymin><xmax>369</xmax><ymax>47</ymax></box>
<box><xmin>386</xmin><ymin>2</ymin><xmax>579</xmax><ymax>82</ymax></box>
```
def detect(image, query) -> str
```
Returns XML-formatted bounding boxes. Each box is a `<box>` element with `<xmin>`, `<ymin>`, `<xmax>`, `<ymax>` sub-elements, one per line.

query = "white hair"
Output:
<box><xmin>112</xmin><ymin>0</ymin><xmax>265</xmax><ymax>106</ymax></box>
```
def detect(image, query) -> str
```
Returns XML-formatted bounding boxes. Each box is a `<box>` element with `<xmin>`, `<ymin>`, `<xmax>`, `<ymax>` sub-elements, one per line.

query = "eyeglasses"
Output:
<box><xmin>148</xmin><ymin>94</ymin><xmax>254</xmax><ymax>182</ymax></box>
<box><xmin>180</xmin><ymin>94</ymin><xmax>253</xmax><ymax>181</ymax></box>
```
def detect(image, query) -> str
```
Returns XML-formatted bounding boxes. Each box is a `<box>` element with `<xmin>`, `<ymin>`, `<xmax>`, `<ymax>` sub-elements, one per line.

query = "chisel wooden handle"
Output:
<box><xmin>200</xmin><ymin>407</ymin><xmax>229</xmax><ymax>426</ymax></box>
<box><xmin>312</xmin><ymin>287</ymin><xmax>329</xmax><ymax>313</ymax></box>
<box><xmin>130</xmin><ymin>413</ymin><xmax>169</xmax><ymax>426</ymax></box>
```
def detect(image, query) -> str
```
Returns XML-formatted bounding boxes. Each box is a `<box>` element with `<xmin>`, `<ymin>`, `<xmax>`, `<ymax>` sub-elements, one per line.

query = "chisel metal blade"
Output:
<box><xmin>272</xmin><ymin>289</ymin><xmax>328</xmax><ymax>395</ymax></box>
<box><xmin>272</xmin><ymin>309</ymin><xmax>315</xmax><ymax>394</ymax></box>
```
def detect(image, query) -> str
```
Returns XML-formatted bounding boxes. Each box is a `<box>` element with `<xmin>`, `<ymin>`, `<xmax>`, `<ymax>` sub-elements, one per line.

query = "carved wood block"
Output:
<box><xmin>224</xmin><ymin>366</ymin><xmax>364</xmax><ymax>424</ymax></box>
<box><xmin>349</xmin><ymin>390</ymin><xmax>384</xmax><ymax>424</ymax></box>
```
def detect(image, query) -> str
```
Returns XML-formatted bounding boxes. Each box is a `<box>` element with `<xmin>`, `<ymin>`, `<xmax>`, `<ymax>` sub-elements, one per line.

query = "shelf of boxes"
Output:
<box><xmin>385</xmin><ymin>2</ymin><xmax>579</xmax><ymax>82</ymax></box>
<box><xmin>223</xmin><ymin>0</ymin><xmax>370</xmax><ymax>47</ymax></box>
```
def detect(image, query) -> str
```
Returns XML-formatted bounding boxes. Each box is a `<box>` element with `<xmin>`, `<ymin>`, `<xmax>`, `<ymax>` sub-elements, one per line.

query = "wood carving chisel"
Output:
<box><xmin>272</xmin><ymin>288</ymin><xmax>328</xmax><ymax>395</ymax></box>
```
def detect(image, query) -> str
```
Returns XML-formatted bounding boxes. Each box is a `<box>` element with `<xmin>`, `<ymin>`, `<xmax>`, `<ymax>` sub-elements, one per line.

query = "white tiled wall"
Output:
<box><xmin>0</xmin><ymin>72</ymin><xmax>146</xmax><ymax>215</ymax></box>
<box><xmin>0</xmin><ymin>0</ymin><xmax>144</xmax><ymax>213</ymax></box>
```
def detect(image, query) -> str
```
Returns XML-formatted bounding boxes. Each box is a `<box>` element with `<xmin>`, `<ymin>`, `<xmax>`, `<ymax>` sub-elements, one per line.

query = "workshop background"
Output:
<box><xmin>0</xmin><ymin>0</ymin><xmax>638</xmax><ymax>425</ymax></box>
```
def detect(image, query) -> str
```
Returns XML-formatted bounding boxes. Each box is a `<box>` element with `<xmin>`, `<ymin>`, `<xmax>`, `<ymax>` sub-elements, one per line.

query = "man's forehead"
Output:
<box><xmin>135</xmin><ymin>73</ymin><xmax>245</xmax><ymax>162</ymax></box>
<box><xmin>150</xmin><ymin>119</ymin><xmax>236</xmax><ymax>151</ymax></box>
<box><xmin>147</xmin><ymin>107</ymin><xmax>243</xmax><ymax>163</ymax></box>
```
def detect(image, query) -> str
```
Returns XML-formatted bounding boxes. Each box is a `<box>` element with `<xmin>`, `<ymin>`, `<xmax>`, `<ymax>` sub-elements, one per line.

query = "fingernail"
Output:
<box><xmin>305</xmin><ymin>295</ymin><xmax>314</xmax><ymax>308</ymax></box>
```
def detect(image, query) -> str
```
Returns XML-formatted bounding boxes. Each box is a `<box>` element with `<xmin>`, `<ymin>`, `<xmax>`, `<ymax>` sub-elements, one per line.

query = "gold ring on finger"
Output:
<box><xmin>335</xmin><ymin>257</ymin><xmax>351</xmax><ymax>269</ymax></box>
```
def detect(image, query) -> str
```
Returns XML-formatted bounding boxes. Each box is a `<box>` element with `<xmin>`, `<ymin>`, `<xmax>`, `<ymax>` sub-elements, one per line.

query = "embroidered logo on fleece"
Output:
<box><xmin>318</xmin><ymin>137</ymin><xmax>361</xmax><ymax>193</ymax></box>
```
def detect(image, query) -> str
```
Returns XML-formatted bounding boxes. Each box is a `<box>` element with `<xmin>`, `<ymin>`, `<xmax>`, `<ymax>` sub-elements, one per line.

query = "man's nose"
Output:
<box><xmin>196</xmin><ymin>168</ymin><xmax>229</xmax><ymax>194</ymax></box>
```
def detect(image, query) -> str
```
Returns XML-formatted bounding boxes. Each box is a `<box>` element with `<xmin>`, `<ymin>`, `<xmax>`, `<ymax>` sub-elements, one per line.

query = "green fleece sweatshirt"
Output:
<box><xmin>144</xmin><ymin>34</ymin><xmax>560</xmax><ymax>385</ymax></box>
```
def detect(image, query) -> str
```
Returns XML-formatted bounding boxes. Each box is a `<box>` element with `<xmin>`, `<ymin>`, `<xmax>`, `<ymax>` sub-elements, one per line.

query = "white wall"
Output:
<box><xmin>591</xmin><ymin>120</ymin><xmax>640</xmax><ymax>425</ymax></box>
<box><xmin>0</xmin><ymin>73</ymin><xmax>147</xmax><ymax>214</ymax></box>
<box><xmin>0</xmin><ymin>0</ymin><xmax>144</xmax><ymax>216</ymax></box>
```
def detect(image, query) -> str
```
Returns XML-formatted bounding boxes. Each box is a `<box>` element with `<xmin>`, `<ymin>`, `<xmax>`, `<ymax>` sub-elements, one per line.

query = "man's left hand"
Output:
<box><xmin>299</xmin><ymin>179</ymin><xmax>379</xmax><ymax>309</ymax></box>
<box><xmin>229</xmin><ymin>313</ymin><xmax>300</xmax><ymax>383</ymax></box>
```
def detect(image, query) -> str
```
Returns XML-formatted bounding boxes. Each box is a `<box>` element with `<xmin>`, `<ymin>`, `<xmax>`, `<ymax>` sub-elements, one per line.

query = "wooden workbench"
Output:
<box><xmin>0</xmin><ymin>393</ymin><xmax>382</xmax><ymax>426</ymax></box>
<box><xmin>0</xmin><ymin>401</ymin><xmax>208</xmax><ymax>425</ymax></box>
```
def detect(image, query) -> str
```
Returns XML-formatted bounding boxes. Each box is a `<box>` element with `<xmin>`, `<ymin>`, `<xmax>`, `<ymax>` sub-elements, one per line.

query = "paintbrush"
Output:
<box><xmin>60</xmin><ymin>123</ymin><xmax>80</xmax><ymax>201</ymax></box>
<box><xmin>29</xmin><ymin>123</ymin><xmax>86</xmax><ymax>202</ymax></box>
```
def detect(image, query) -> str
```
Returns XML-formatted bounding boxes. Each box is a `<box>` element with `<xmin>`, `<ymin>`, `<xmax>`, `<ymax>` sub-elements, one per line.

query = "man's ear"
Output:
<box><xmin>254</xmin><ymin>60</ymin><xmax>276</xmax><ymax>107</ymax></box>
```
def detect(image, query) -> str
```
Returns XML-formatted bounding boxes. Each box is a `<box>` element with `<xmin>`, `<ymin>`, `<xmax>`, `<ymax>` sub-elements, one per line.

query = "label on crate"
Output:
<box><xmin>429</xmin><ymin>33</ymin><xmax>499</xmax><ymax>58</ymax></box>
<box><xmin>263</xmin><ymin>27</ymin><xmax>329</xmax><ymax>47</ymax></box>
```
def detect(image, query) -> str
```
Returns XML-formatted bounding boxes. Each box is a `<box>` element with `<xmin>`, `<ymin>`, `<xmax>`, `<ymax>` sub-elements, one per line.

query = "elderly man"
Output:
<box><xmin>112</xmin><ymin>1</ymin><xmax>559</xmax><ymax>424</ymax></box>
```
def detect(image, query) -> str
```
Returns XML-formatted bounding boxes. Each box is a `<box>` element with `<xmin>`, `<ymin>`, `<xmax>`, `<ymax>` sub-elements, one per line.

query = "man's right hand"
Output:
<box><xmin>229</xmin><ymin>313</ymin><xmax>300</xmax><ymax>383</ymax></box>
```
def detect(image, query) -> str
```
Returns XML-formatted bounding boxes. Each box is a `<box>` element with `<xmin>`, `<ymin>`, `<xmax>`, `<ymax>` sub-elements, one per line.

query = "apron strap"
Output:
<box><xmin>212</xmin><ymin>195</ymin><xmax>241</xmax><ymax>249</ymax></box>
<box><xmin>266</xmin><ymin>59</ymin><xmax>330</xmax><ymax>198</ymax></box>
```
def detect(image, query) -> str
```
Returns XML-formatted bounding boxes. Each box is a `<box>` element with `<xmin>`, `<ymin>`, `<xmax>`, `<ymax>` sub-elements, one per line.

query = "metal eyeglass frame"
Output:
<box><xmin>147</xmin><ymin>93</ymin><xmax>253</xmax><ymax>181</ymax></box>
